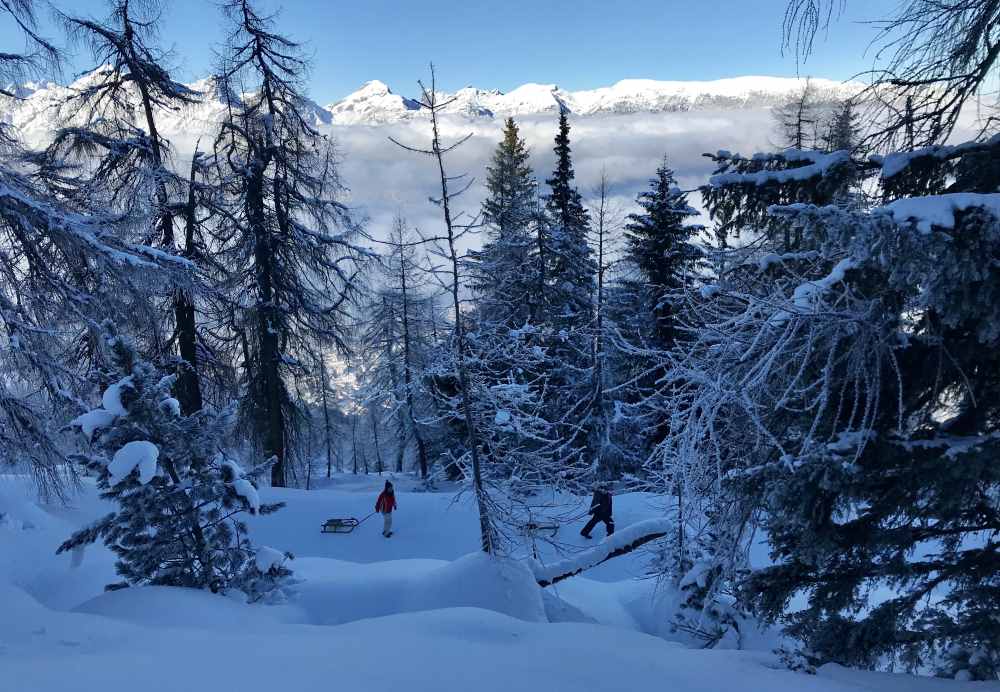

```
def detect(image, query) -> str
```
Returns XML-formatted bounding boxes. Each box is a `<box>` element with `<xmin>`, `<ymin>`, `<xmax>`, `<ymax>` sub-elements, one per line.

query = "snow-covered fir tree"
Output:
<box><xmin>59</xmin><ymin>328</ymin><xmax>289</xmax><ymax>596</ymax></box>
<box><xmin>473</xmin><ymin>117</ymin><xmax>540</xmax><ymax>328</ymax></box>
<box><xmin>821</xmin><ymin>99</ymin><xmax>861</xmax><ymax>154</ymax></box>
<box><xmin>539</xmin><ymin>111</ymin><xmax>597</xmax><ymax>474</ymax></box>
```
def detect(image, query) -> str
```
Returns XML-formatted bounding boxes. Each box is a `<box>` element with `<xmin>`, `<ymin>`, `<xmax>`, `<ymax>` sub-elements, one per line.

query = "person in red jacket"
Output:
<box><xmin>375</xmin><ymin>481</ymin><xmax>397</xmax><ymax>537</ymax></box>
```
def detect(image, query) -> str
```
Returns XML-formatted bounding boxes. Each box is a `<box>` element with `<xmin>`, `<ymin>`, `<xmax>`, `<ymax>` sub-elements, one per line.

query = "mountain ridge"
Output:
<box><xmin>1</xmin><ymin>71</ymin><xmax>861</xmax><ymax>138</ymax></box>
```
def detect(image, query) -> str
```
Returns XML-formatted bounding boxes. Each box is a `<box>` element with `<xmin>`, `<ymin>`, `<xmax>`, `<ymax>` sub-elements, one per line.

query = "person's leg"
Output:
<box><xmin>604</xmin><ymin>516</ymin><xmax>615</xmax><ymax>536</ymax></box>
<box><xmin>382</xmin><ymin>512</ymin><xmax>391</xmax><ymax>536</ymax></box>
<box><xmin>581</xmin><ymin>514</ymin><xmax>600</xmax><ymax>538</ymax></box>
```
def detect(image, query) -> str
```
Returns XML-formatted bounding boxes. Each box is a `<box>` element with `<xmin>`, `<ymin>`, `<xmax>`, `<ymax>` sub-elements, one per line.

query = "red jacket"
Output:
<box><xmin>375</xmin><ymin>491</ymin><xmax>397</xmax><ymax>514</ymax></box>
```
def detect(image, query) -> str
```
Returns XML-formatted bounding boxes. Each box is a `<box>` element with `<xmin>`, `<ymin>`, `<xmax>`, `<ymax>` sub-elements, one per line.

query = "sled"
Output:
<box><xmin>321</xmin><ymin>518</ymin><xmax>360</xmax><ymax>534</ymax></box>
<box><xmin>522</xmin><ymin>521</ymin><xmax>559</xmax><ymax>537</ymax></box>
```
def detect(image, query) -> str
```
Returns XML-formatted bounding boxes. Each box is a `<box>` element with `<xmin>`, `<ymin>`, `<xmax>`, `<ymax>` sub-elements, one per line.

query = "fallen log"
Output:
<box><xmin>531</xmin><ymin>518</ymin><xmax>671</xmax><ymax>587</ymax></box>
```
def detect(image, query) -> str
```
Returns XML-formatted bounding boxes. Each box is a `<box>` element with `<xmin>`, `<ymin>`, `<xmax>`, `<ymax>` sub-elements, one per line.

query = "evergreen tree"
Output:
<box><xmin>613</xmin><ymin>159</ymin><xmax>704</xmax><ymax>515</ymax></box>
<box><xmin>474</xmin><ymin>117</ymin><xmax>539</xmax><ymax>328</ymax></box>
<box><xmin>738</xmin><ymin>137</ymin><xmax>1000</xmax><ymax>676</ymax></box>
<box><xmin>211</xmin><ymin>0</ymin><xmax>368</xmax><ymax>486</ymax></box>
<box><xmin>543</xmin><ymin>111</ymin><xmax>595</xmax><ymax>326</ymax></box>
<box><xmin>621</xmin><ymin>158</ymin><xmax>703</xmax><ymax>348</ymax></box>
<box><xmin>821</xmin><ymin>99</ymin><xmax>861</xmax><ymax>153</ymax></box>
<box><xmin>59</xmin><ymin>328</ymin><xmax>287</xmax><ymax>595</ymax></box>
<box><xmin>540</xmin><ymin>111</ymin><xmax>597</xmax><ymax>473</ymax></box>
<box><xmin>671</xmin><ymin>129</ymin><xmax>1000</xmax><ymax>672</ymax></box>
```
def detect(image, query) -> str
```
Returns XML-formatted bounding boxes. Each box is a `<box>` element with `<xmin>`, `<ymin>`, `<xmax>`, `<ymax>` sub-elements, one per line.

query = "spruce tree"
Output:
<box><xmin>622</xmin><ymin>158</ymin><xmax>703</xmax><ymax>349</ymax></box>
<box><xmin>821</xmin><ymin>99</ymin><xmax>860</xmax><ymax>153</ymax></box>
<box><xmin>475</xmin><ymin>117</ymin><xmax>539</xmax><ymax>328</ymax></box>
<box><xmin>540</xmin><ymin>111</ymin><xmax>597</xmax><ymax>473</ymax></box>
<box><xmin>59</xmin><ymin>328</ymin><xmax>286</xmax><ymax>594</ymax></box>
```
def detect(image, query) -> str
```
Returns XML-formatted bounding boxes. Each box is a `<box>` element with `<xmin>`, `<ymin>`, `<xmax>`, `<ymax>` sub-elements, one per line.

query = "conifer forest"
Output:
<box><xmin>1</xmin><ymin>1</ymin><xmax>999</xmax><ymax>689</ymax></box>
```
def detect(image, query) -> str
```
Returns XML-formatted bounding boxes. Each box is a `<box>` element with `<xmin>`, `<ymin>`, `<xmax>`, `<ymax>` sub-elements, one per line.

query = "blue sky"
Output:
<box><xmin>8</xmin><ymin>0</ymin><xmax>897</xmax><ymax>103</ymax></box>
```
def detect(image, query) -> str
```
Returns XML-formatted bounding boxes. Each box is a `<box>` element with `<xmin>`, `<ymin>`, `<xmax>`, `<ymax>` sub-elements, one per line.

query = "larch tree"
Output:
<box><xmin>41</xmin><ymin>0</ymin><xmax>207</xmax><ymax>412</ymax></box>
<box><xmin>0</xmin><ymin>0</ymin><xmax>188</xmax><ymax>498</ymax></box>
<box><xmin>211</xmin><ymin>0</ymin><xmax>368</xmax><ymax>487</ymax></box>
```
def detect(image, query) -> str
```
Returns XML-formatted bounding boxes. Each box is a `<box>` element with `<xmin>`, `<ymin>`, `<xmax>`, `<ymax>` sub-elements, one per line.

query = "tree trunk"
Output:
<box><xmin>319</xmin><ymin>356</ymin><xmax>334</xmax><ymax>478</ymax></box>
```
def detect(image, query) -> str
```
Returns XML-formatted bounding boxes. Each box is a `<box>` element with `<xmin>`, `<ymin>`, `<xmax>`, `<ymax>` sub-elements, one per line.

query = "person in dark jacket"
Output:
<box><xmin>581</xmin><ymin>484</ymin><xmax>614</xmax><ymax>538</ymax></box>
<box><xmin>375</xmin><ymin>481</ymin><xmax>397</xmax><ymax>537</ymax></box>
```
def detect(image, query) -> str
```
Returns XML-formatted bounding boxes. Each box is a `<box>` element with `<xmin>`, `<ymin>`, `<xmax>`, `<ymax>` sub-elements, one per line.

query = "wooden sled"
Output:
<box><xmin>321</xmin><ymin>518</ymin><xmax>360</xmax><ymax>534</ymax></box>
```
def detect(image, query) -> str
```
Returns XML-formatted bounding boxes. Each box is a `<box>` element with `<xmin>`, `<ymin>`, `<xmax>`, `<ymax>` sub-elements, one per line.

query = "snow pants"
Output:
<box><xmin>382</xmin><ymin>511</ymin><xmax>393</xmax><ymax>536</ymax></box>
<box><xmin>582</xmin><ymin>513</ymin><xmax>614</xmax><ymax>537</ymax></box>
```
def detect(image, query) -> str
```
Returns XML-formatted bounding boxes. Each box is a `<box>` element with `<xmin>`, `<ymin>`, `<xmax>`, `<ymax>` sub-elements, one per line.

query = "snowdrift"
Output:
<box><xmin>3</xmin><ymin>476</ymin><xmax>991</xmax><ymax>691</ymax></box>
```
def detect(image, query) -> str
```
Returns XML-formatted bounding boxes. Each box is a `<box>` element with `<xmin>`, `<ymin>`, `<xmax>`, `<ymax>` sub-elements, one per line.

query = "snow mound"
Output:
<box><xmin>108</xmin><ymin>440</ymin><xmax>159</xmax><ymax>485</ymax></box>
<box><xmin>255</xmin><ymin>546</ymin><xmax>286</xmax><ymax>572</ymax></box>
<box><xmin>233</xmin><ymin>477</ymin><xmax>260</xmax><ymax>513</ymax></box>
<box><xmin>73</xmin><ymin>585</ymin><xmax>299</xmax><ymax>629</ymax></box>
<box><xmin>294</xmin><ymin>552</ymin><xmax>546</xmax><ymax>625</ymax></box>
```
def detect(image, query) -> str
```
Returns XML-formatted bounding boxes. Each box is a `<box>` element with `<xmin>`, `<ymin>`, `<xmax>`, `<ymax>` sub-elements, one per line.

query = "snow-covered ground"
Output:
<box><xmin>1</xmin><ymin>473</ymin><xmax>994</xmax><ymax>691</ymax></box>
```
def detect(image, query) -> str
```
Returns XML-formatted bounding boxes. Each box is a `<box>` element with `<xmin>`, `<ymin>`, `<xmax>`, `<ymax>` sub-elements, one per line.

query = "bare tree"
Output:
<box><xmin>390</xmin><ymin>65</ymin><xmax>496</xmax><ymax>553</ymax></box>
<box><xmin>784</xmin><ymin>0</ymin><xmax>1000</xmax><ymax>147</ymax></box>
<box><xmin>586</xmin><ymin>170</ymin><xmax>624</xmax><ymax>478</ymax></box>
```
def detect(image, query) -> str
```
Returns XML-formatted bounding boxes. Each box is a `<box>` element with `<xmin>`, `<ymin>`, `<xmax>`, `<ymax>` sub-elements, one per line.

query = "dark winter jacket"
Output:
<box><xmin>376</xmin><ymin>490</ymin><xmax>397</xmax><ymax>514</ymax></box>
<box><xmin>589</xmin><ymin>490</ymin><xmax>612</xmax><ymax>519</ymax></box>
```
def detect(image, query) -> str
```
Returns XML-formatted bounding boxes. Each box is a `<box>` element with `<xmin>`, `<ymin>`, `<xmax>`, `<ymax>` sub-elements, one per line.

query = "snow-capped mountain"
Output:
<box><xmin>323</xmin><ymin>75</ymin><xmax>860</xmax><ymax>124</ymax></box>
<box><xmin>1</xmin><ymin>70</ymin><xmax>860</xmax><ymax>140</ymax></box>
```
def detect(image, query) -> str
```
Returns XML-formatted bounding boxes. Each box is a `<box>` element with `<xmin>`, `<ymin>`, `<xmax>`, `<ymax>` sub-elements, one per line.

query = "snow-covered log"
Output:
<box><xmin>531</xmin><ymin>519</ymin><xmax>670</xmax><ymax>587</ymax></box>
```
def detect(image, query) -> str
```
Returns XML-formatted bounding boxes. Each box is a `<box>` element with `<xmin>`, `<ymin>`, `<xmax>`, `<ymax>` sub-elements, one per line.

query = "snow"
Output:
<box><xmin>294</xmin><ymin>552</ymin><xmax>546</xmax><ymax>625</ymax></box>
<box><xmin>709</xmin><ymin>150</ymin><xmax>851</xmax><ymax>187</ymax></box>
<box><xmin>69</xmin><ymin>409</ymin><xmax>118</xmax><ymax>441</ymax></box>
<box><xmin>768</xmin><ymin>258</ymin><xmax>856</xmax><ymax>326</ymax></box>
<box><xmin>254</xmin><ymin>546</ymin><xmax>287</xmax><ymax>573</ymax></box>
<box><xmin>232</xmin><ymin>478</ymin><xmax>261</xmax><ymax>513</ymax></box>
<box><xmin>160</xmin><ymin>397</ymin><xmax>181</xmax><ymax>416</ymax></box>
<box><xmin>877</xmin><ymin>135</ymin><xmax>999</xmax><ymax>178</ymax></box>
<box><xmin>875</xmin><ymin>193</ymin><xmax>1000</xmax><ymax>234</ymax></box>
<box><xmin>530</xmin><ymin>518</ymin><xmax>671</xmax><ymax>585</ymax></box>
<box><xmin>1</xmin><ymin>474</ymin><xmax>988</xmax><ymax>692</ymax></box>
<box><xmin>107</xmin><ymin>440</ymin><xmax>159</xmax><ymax>485</ymax></box>
<box><xmin>101</xmin><ymin>376</ymin><xmax>132</xmax><ymax>417</ymax></box>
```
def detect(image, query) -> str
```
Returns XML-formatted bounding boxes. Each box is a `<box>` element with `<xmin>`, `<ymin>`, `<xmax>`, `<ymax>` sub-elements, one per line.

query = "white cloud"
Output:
<box><xmin>332</xmin><ymin>108</ymin><xmax>778</xmax><ymax>247</ymax></box>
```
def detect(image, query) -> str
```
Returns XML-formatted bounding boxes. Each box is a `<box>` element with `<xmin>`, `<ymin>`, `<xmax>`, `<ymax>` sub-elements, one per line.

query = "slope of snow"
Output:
<box><xmin>1</xmin><ymin>473</ymin><xmax>988</xmax><ymax>691</ymax></box>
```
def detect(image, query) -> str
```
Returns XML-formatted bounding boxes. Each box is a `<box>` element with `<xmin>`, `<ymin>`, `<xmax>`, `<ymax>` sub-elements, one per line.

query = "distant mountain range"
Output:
<box><xmin>1</xmin><ymin>69</ymin><xmax>860</xmax><ymax>141</ymax></box>
<box><xmin>323</xmin><ymin>76</ymin><xmax>859</xmax><ymax>124</ymax></box>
